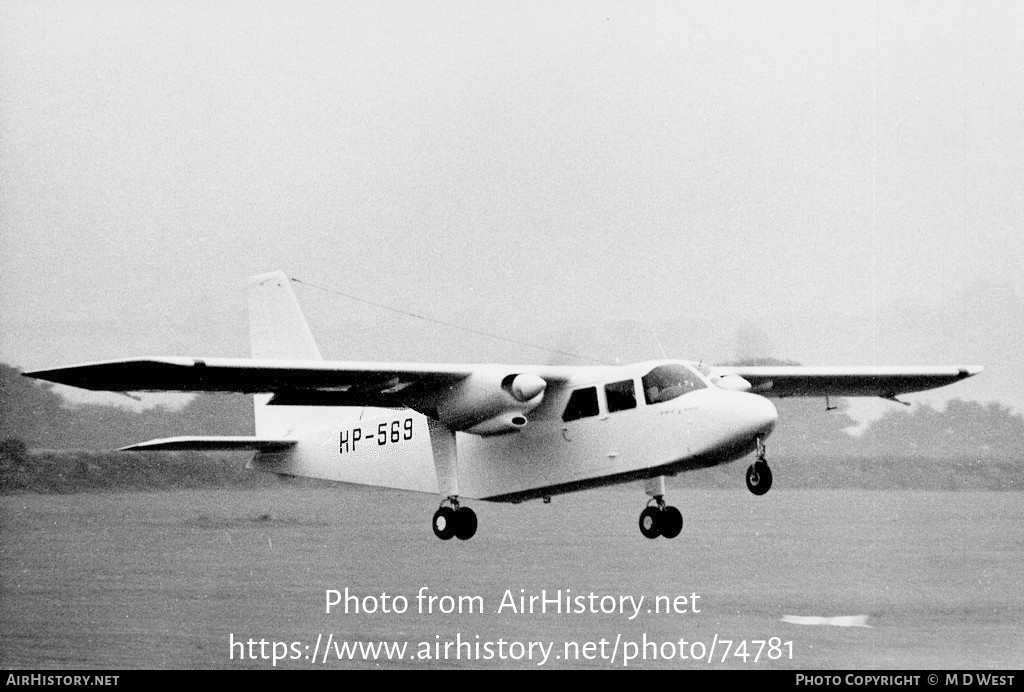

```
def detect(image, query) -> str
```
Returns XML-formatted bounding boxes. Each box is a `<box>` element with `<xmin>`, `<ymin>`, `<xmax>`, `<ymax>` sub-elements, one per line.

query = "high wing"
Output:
<box><xmin>23</xmin><ymin>357</ymin><xmax>582</xmax><ymax>433</ymax></box>
<box><xmin>24</xmin><ymin>356</ymin><xmax>475</xmax><ymax>404</ymax></box>
<box><xmin>26</xmin><ymin>358</ymin><xmax>983</xmax><ymax>404</ymax></box>
<box><xmin>709</xmin><ymin>365</ymin><xmax>983</xmax><ymax>399</ymax></box>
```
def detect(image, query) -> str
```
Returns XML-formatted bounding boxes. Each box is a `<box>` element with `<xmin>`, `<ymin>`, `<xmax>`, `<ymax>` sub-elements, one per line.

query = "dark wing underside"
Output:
<box><xmin>711</xmin><ymin>365</ymin><xmax>982</xmax><ymax>398</ymax></box>
<box><xmin>24</xmin><ymin>356</ymin><xmax>473</xmax><ymax>407</ymax></box>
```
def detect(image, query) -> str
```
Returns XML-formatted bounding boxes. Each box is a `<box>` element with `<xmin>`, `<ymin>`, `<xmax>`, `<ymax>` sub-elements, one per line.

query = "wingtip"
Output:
<box><xmin>22</xmin><ymin>367</ymin><xmax>59</xmax><ymax>383</ymax></box>
<box><xmin>960</xmin><ymin>366</ymin><xmax>984</xmax><ymax>378</ymax></box>
<box><xmin>20</xmin><ymin>364</ymin><xmax>91</xmax><ymax>388</ymax></box>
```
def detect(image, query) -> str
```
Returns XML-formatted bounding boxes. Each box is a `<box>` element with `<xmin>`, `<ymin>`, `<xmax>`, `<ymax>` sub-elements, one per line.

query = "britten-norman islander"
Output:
<box><xmin>26</xmin><ymin>271</ymin><xmax>982</xmax><ymax>541</ymax></box>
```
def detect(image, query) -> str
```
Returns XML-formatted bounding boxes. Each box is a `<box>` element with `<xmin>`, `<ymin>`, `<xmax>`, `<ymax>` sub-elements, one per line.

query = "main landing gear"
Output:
<box><xmin>745</xmin><ymin>436</ymin><xmax>773</xmax><ymax>496</ymax></box>
<box><xmin>638</xmin><ymin>495</ymin><xmax>683</xmax><ymax>539</ymax></box>
<box><xmin>432</xmin><ymin>496</ymin><xmax>477</xmax><ymax>541</ymax></box>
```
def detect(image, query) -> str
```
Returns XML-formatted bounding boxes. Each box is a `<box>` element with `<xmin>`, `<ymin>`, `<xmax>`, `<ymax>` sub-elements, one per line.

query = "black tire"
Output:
<box><xmin>639</xmin><ymin>506</ymin><xmax>661</xmax><ymax>539</ymax></box>
<box><xmin>453</xmin><ymin>506</ymin><xmax>478</xmax><ymax>541</ymax></box>
<box><xmin>432</xmin><ymin>507</ymin><xmax>455</xmax><ymax>540</ymax></box>
<box><xmin>745</xmin><ymin>461</ymin><xmax>773</xmax><ymax>496</ymax></box>
<box><xmin>660</xmin><ymin>506</ymin><xmax>683</xmax><ymax>539</ymax></box>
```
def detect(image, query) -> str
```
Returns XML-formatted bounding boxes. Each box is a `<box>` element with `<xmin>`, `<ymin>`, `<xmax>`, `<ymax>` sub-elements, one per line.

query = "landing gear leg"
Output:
<box><xmin>427</xmin><ymin>419</ymin><xmax>477</xmax><ymax>541</ymax></box>
<box><xmin>638</xmin><ymin>477</ymin><xmax>684</xmax><ymax>539</ymax></box>
<box><xmin>432</xmin><ymin>496</ymin><xmax>477</xmax><ymax>541</ymax></box>
<box><xmin>745</xmin><ymin>435</ymin><xmax>773</xmax><ymax>496</ymax></box>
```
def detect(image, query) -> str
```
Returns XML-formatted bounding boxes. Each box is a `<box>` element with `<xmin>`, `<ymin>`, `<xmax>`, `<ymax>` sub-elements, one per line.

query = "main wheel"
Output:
<box><xmin>453</xmin><ymin>506</ymin><xmax>478</xmax><ymax>541</ymax></box>
<box><xmin>432</xmin><ymin>507</ymin><xmax>456</xmax><ymax>540</ymax></box>
<box><xmin>745</xmin><ymin>461</ymin><xmax>773</xmax><ymax>496</ymax></box>
<box><xmin>660</xmin><ymin>506</ymin><xmax>683</xmax><ymax>539</ymax></box>
<box><xmin>639</xmin><ymin>506</ymin><xmax>661</xmax><ymax>539</ymax></box>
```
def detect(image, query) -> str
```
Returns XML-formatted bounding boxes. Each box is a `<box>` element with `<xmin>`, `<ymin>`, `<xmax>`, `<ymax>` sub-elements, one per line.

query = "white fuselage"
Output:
<box><xmin>250</xmin><ymin>361</ymin><xmax>778</xmax><ymax>502</ymax></box>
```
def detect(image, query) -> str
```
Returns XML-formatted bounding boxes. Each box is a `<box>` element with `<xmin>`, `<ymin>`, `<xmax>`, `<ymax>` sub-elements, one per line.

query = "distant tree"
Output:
<box><xmin>769</xmin><ymin>398</ymin><xmax>861</xmax><ymax>457</ymax></box>
<box><xmin>0</xmin><ymin>437</ymin><xmax>30</xmax><ymax>491</ymax></box>
<box><xmin>1</xmin><ymin>362</ymin><xmax>252</xmax><ymax>450</ymax></box>
<box><xmin>174</xmin><ymin>393</ymin><xmax>253</xmax><ymax>436</ymax></box>
<box><xmin>715</xmin><ymin>357</ymin><xmax>860</xmax><ymax>456</ymax></box>
<box><xmin>53</xmin><ymin>393</ymin><xmax>253</xmax><ymax>449</ymax></box>
<box><xmin>858</xmin><ymin>399</ymin><xmax>1023</xmax><ymax>459</ymax></box>
<box><xmin>0</xmin><ymin>437</ymin><xmax>28</xmax><ymax>464</ymax></box>
<box><xmin>0</xmin><ymin>363</ymin><xmax>72</xmax><ymax>444</ymax></box>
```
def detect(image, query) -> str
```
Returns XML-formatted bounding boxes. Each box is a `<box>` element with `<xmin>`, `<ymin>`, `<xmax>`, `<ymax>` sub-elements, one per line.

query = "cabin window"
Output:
<box><xmin>642</xmin><ymin>364</ymin><xmax>706</xmax><ymax>404</ymax></box>
<box><xmin>562</xmin><ymin>387</ymin><xmax>600</xmax><ymax>422</ymax></box>
<box><xmin>605</xmin><ymin>379</ymin><xmax>637</xmax><ymax>413</ymax></box>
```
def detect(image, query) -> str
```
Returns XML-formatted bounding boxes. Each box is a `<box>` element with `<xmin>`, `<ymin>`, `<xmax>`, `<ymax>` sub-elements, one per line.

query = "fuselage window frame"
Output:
<box><xmin>562</xmin><ymin>386</ymin><xmax>601</xmax><ymax>423</ymax></box>
<box><xmin>604</xmin><ymin>379</ymin><xmax>638</xmax><ymax>414</ymax></box>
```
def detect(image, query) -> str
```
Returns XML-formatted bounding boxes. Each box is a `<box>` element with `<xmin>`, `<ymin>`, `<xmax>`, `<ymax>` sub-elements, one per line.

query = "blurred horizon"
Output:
<box><xmin>2</xmin><ymin>1</ymin><xmax>1021</xmax><ymax>422</ymax></box>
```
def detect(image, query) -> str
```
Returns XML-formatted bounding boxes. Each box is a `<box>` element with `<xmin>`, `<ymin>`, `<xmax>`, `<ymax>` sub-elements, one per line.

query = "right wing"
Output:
<box><xmin>709</xmin><ymin>365</ymin><xmax>983</xmax><ymax>398</ymax></box>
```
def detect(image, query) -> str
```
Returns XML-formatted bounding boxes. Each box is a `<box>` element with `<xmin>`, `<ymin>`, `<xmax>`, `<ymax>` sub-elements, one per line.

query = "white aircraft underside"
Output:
<box><xmin>25</xmin><ymin>271</ymin><xmax>982</xmax><ymax>541</ymax></box>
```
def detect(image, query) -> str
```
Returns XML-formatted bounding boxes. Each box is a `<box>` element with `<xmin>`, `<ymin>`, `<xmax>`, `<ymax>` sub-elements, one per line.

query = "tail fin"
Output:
<box><xmin>249</xmin><ymin>271</ymin><xmax>322</xmax><ymax>361</ymax></box>
<box><xmin>248</xmin><ymin>271</ymin><xmax>358</xmax><ymax>436</ymax></box>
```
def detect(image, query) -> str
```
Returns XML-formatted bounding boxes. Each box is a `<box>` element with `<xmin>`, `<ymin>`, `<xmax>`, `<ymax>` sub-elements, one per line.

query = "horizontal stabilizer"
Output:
<box><xmin>118</xmin><ymin>436</ymin><xmax>298</xmax><ymax>452</ymax></box>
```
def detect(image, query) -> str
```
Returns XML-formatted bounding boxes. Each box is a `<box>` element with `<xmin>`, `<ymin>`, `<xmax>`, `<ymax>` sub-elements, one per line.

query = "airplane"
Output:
<box><xmin>24</xmin><ymin>271</ymin><xmax>982</xmax><ymax>541</ymax></box>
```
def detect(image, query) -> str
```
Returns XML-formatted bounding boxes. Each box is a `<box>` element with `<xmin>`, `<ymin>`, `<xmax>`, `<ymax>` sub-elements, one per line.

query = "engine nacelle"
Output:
<box><xmin>713</xmin><ymin>373</ymin><xmax>753</xmax><ymax>392</ymax></box>
<box><xmin>465</xmin><ymin>413</ymin><xmax>530</xmax><ymax>436</ymax></box>
<box><xmin>505</xmin><ymin>373</ymin><xmax>546</xmax><ymax>402</ymax></box>
<box><xmin>712</xmin><ymin>376</ymin><xmax>753</xmax><ymax>391</ymax></box>
<box><xmin>432</xmin><ymin>370</ymin><xmax>547</xmax><ymax>435</ymax></box>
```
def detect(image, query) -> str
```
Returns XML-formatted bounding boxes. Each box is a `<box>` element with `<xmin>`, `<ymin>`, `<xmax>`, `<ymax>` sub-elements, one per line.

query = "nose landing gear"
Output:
<box><xmin>638</xmin><ymin>495</ymin><xmax>683</xmax><ymax>539</ymax></box>
<box><xmin>745</xmin><ymin>436</ymin><xmax>773</xmax><ymax>496</ymax></box>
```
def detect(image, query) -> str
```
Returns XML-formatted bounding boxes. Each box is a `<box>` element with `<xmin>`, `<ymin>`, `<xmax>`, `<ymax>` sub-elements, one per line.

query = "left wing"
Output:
<box><xmin>24</xmin><ymin>356</ymin><xmax>473</xmax><ymax>401</ymax></box>
<box><xmin>709</xmin><ymin>365</ymin><xmax>983</xmax><ymax>398</ymax></box>
<box><xmin>23</xmin><ymin>356</ymin><xmax>581</xmax><ymax>434</ymax></box>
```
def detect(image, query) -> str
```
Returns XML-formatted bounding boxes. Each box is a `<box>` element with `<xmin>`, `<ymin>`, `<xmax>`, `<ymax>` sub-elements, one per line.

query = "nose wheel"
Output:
<box><xmin>432</xmin><ymin>497</ymin><xmax>477</xmax><ymax>540</ymax></box>
<box><xmin>638</xmin><ymin>496</ymin><xmax>683</xmax><ymax>539</ymax></box>
<box><xmin>745</xmin><ymin>436</ymin><xmax>773</xmax><ymax>496</ymax></box>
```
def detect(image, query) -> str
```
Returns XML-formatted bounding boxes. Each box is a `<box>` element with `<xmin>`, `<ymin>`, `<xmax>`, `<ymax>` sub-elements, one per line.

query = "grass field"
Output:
<box><xmin>1</xmin><ymin>486</ymin><xmax>1021</xmax><ymax>669</ymax></box>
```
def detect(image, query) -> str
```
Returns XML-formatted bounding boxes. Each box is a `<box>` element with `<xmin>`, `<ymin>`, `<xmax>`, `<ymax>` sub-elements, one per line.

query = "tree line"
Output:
<box><xmin>1</xmin><ymin>362</ymin><xmax>252</xmax><ymax>450</ymax></box>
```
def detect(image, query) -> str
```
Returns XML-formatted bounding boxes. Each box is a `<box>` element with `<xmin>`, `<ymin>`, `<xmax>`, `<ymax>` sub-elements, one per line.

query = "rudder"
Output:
<box><xmin>249</xmin><ymin>271</ymin><xmax>322</xmax><ymax>361</ymax></box>
<box><xmin>248</xmin><ymin>271</ymin><xmax>360</xmax><ymax>436</ymax></box>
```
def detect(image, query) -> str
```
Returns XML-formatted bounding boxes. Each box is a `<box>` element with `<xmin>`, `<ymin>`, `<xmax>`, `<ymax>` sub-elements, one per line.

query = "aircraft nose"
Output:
<box><xmin>737</xmin><ymin>393</ymin><xmax>778</xmax><ymax>437</ymax></box>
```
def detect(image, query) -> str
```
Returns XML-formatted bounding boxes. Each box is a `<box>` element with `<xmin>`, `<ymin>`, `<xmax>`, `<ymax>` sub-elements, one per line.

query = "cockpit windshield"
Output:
<box><xmin>642</xmin><ymin>364</ymin><xmax>707</xmax><ymax>404</ymax></box>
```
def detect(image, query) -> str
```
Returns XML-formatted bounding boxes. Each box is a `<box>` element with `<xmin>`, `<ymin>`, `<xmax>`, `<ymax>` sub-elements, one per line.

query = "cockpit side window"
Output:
<box><xmin>562</xmin><ymin>386</ymin><xmax>600</xmax><ymax>422</ymax></box>
<box><xmin>605</xmin><ymin>379</ymin><xmax>637</xmax><ymax>413</ymax></box>
<box><xmin>642</xmin><ymin>364</ymin><xmax>706</xmax><ymax>405</ymax></box>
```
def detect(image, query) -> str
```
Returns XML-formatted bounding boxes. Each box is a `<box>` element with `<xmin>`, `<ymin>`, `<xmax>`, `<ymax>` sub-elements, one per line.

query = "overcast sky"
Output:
<box><xmin>1</xmin><ymin>0</ymin><xmax>1021</xmax><ymax>418</ymax></box>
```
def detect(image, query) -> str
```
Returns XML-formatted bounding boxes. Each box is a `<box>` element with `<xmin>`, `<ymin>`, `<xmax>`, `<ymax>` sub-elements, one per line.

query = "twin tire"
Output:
<box><xmin>639</xmin><ymin>505</ymin><xmax>683</xmax><ymax>539</ymax></box>
<box><xmin>432</xmin><ymin>506</ymin><xmax>478</xmax><ymax>540</ymax></box>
